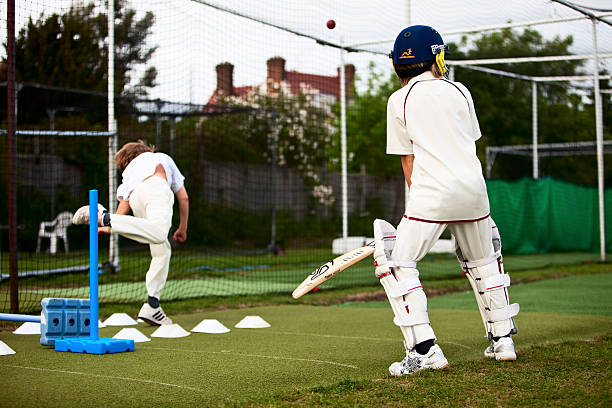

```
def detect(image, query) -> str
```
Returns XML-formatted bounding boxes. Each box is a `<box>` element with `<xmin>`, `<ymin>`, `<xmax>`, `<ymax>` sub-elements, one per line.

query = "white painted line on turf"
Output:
<box><xmin>0</xmin><ymin>364</ymin><xmax>204</xmax><ymax>392</ymax></box>
<box><xmin>142</xmin><ymin>346</ymin><xmax>358</xmax><ymax>369</ymax></box>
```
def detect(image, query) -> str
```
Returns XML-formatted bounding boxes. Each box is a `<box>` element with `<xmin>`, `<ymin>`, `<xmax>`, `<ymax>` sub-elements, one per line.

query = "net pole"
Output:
<box><xmin>591</xmin><ymin>19</ymin><xmax>606</xmax><ymax>262</ymax></box>
<box><xmin>6</xmin><ymin>0</ymin><xmax>18</xmax><ymax>313</ymax></box>
<box><xmin>340</xmin><ymin>42</ymin><xmax>348</xmax><ymax>239</ymax></box>
<box><xmin>532</xmin><ymin>81</ymin><xmax>539</xmax><ymax>179</ymax></box>
<box><xmin>107</xmin><ymin>0</ymin><xmax>119</xmax><ymax>270</ymax></box>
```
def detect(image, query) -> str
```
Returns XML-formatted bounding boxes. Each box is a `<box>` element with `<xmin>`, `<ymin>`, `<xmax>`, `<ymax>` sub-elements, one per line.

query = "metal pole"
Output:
<box><xmin>169</xmin><ymin>117</ymin><xmax>175</xmax><ymax>157</ymax></box>
<box><xmin>108</xmin><ymin>0</ymin><xmax>119</xmax><ymax>271</ymax></box>
<box><xmin>406</xmin><ymin>0</ymin><xmax>411</xmax><ymax>26</ymax></box>
<box><xmin>532</xmin><ymin>81</ymin><xmax>539</xmax><ymax>179</ymax></box>
<box><xmin>48</xmin><ymin>109</ymin><xmax>56</xmax><ymax>218</ymax></box>
<box><xmin>340</xmin><ymin>43</ymin><xmax>348</xmax><ymax>239</ymax></box>
<box><xmin>269</xmin><ymin>114</ymin><xmax>278</xmax><ymax>254</ymax></box>
<box><xmin>7</xmin><ymin>0</ymin><xmax>19</xmax><ymax>313</ymax></box>
<box><xmin>591</xmin><ymin>19</ymin><xmax>606</xmax><ymax>262</ymax></box>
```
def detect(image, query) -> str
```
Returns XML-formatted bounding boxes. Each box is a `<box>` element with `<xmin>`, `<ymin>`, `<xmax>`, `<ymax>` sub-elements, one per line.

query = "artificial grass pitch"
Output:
<box><xmin>0</xmin><ymin>273</ymin><xmax>609</xmax><ymax>407</ymax></box>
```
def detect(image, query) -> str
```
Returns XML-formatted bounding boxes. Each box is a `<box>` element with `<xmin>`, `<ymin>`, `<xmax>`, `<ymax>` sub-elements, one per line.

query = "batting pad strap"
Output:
<box><xmin>387</xmin><ymin>260</ymin><xmax>418</xmax><ymax>269</ymax></box>
<box><xmin>486</xmin><ymin>303</ymin><xmax>520</xmax><ymax>323</ymax></box>
<box><xmin>464</xmin><ymin>254</ymin><xmax>499</xmax><ymax>269</ymax></box>
<box><xmin>380</xmin><ymin>274</ymin><xmax>422</xmax><ymax>298</ymax></box>
<box><xmin>393</xmin><ymin>311</ymin><xmax>430</xmax><ymax>327</ymax></box>
<box><xmin>477</xmin><ymin>273</ymin><xmax>511</xmax><ymax>293</ymax></box>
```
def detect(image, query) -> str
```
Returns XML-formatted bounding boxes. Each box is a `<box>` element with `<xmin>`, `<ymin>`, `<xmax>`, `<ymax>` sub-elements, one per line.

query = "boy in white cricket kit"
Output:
<box><xmin>73</xmin><ymin>140</ymin><xmax>189</xmax><ymax>325</ymax></box>
<box><xmin>373</xmin><ymin>25</ymin><xmax>519</xmax><ymax>376</ymax></box>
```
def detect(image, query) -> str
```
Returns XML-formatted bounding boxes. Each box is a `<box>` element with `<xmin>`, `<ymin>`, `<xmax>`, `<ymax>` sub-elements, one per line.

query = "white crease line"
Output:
<box><xmin>0</xmin><ymin>364</ymin><xmax>204</xmax><ymax>392</ymax></box>
<box><xmin>142</xmin><ymin>346</ymin><xmax>358</xmax><ymax>369</ymax></box>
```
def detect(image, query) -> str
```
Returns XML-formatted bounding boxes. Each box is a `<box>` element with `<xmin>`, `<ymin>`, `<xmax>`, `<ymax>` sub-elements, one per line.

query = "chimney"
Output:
<box><xmin>337</xmin><ymin>64</ymin><xmax>356</xmax><ymax>100</ymax></box>
<box><xmin>215</xmin><ymin>62</ymin><xmax>234</xmax><ymax>97</ymax></box>
<box><xmin>267</xmin><ymin>57</ymin><xmax>286</xmax><ymax>83</ymax></box>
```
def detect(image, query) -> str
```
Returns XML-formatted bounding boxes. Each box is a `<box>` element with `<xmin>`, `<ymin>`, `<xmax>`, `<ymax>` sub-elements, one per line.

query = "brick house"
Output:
<box><xmin>208</xmin><ymin>57</ymin><xmax>355</xmax><ymax>105</ymax></box>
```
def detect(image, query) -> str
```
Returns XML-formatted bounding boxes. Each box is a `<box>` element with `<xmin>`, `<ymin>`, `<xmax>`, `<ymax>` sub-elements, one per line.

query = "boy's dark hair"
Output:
<box><xmin>115</xmin><ymin>140</ymin><xmax>155</xmax><ymax>172</ymax></box>
<box><xmin>394</xmin><ymin>61</ymin><xmax>441</xmax><ymax>81</ymax></box>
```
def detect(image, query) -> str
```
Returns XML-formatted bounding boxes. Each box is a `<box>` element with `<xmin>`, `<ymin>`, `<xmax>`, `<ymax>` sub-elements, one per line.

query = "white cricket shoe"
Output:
<box><xmin>389</xmin><ymin>344</ymin><xmax>449</xmax><ymax>376</ymax></box>
<box><xmin>138</xmin><ymin>303</ymin><xmax>173</xmax><ymax>326</ymax></box>
<box><xmin>72</xmin><ymin>204</ymin><xmax>107</xmax><ymax>226</ymax></box>
<box><xmin>484</xmin><ymin>336</ymin><xmax>517</xmax><ymax>361</ymax></box>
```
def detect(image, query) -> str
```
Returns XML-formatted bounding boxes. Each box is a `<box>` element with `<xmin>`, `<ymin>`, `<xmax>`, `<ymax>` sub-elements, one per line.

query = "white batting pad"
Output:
<box><xmin>103</xmin><ymin>313</ymin><xmax>138</xmax><ymax>326</ymax></box>
<box><xmin>235</xmin><ymin>316</ymin><xmax>270</xmax><ymax>329</ymax></box>
<box><xmin>113</xmin><ymin>328</ymin><xmax>150</xmax><ymax>342</ymax></box>
<box><xmin>13</xmin><ymin>322</ymin><xmax>41</xmax><ymax>335</ymax></box>
<box><xmin>151</xmin><ymin>323</ymin><xmax>191</xmax><ymax>338</ymax></box>
<box><xmin>191</xmin><ymin>319</ymin><xmax>231</xmax><ymax>334</ymax></box>
<box><xmin>98</xmin><ymin>320</ymin><xmax>106</xmax><ymax>328</ymax></box>
<box><xmin>0</xmin><ymin>340</ymin><xmax>16</xmax><ymax>356</ymax></box>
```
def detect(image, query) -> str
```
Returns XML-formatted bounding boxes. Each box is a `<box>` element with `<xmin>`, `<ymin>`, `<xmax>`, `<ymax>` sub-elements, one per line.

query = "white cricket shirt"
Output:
<box><xmin>116</xmin><ymin>152</ymin><xmax>185</xmax><ymax>201</ymax></box>
<box><xmin>386</xmin><ymin>71</ymin><xmax>489</xmax><ymax>222</ymax></box>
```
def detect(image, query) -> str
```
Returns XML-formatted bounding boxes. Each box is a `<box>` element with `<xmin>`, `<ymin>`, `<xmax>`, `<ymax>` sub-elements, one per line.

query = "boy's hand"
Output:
<box><xmin>98</xmin><ymin>226</ymin><xmax>111</xmax><ymax>235</ymax></box>
<box><xmin>173</xmin><ymin>227</ymin><xmax>187</xmax><ymax>243</ymax></box>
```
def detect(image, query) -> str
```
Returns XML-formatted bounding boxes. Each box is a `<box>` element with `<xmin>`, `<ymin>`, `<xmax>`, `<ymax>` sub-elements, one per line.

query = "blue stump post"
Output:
<box><xmin>89</xmin><ymin>189</ymin><xmax>99</xmax><ymax>340</ymax></box>
<box><xmin>54</xmin><ymin>189</ymin><xmax>134</xmax><ymax>354</ymax></box>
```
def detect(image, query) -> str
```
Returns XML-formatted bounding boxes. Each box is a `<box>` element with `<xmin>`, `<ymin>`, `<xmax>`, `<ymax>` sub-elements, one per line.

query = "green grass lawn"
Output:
<box><xmin>0</xmin><ymin>272</ymin><xmax>610</xmax><ymax>407</ymax></box>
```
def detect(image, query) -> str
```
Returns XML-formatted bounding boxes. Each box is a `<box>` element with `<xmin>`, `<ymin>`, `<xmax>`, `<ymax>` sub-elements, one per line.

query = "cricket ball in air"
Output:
<box><xmin>327</xmin><ymin>19</ymin><xmax>336</xmax><ymax>29</ymax></box>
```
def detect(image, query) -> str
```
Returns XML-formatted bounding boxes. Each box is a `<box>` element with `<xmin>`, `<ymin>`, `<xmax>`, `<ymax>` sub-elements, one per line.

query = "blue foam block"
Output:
<box><xmin>40</xmin><ymin>298</ymin><xmax>91</xmax><ymax>346</ymax></box>
<box><xmin>54</xmin><ymin>337</ymin><xmax>135</xmax><ymax>354</ymax></box>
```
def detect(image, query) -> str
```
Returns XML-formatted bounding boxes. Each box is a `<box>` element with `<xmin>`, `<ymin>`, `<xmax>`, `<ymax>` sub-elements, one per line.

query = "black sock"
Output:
<box><xmin>147</xmin><ymin>296</ymin><xmax>160</xmax><ymax>308</ymax></box>
<box><xmin>492</xmin><ymin>334</ymin><xmax>511</xmax><ymax>342</ymax></box>
<box><xmin>414</xmin><ymin>339</ymin><xmax>435</xmax><ymax>355</ymax></box>
<box><xmin>102</xmin><ymin>212</ymin><xmax>111</xmax><ymax>227</ymax></box>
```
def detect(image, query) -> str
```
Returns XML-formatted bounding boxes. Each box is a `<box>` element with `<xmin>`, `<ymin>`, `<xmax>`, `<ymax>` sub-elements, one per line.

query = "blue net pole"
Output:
<box><xmin>89</xmin><ymin>190</ymin><xmax>99</xmax><ymax>340</ymax></box>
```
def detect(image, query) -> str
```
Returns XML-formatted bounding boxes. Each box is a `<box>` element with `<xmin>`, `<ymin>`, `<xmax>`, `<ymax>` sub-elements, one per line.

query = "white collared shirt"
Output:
<box><xmin>116</xmin><ymin>152</ymin><xmax>184</xmax><ymax>201</ymax></box>
<box><xmin>386</xmin><ymin>71</ymin><xmax>489</xmax><ymax>222</ymax></box>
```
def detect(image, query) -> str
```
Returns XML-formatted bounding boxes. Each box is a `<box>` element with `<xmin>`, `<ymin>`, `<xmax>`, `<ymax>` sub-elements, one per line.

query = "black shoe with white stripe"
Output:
<box><xmin>138</xmin><ymin>303</ymin><xmax>173</xmax><ymax>326</ymax></box>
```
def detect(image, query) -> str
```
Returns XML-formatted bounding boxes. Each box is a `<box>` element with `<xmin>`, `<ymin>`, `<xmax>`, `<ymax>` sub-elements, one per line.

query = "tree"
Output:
<box><xmin>204</xmin><ymin>81</ymin><xmax>338</xmax><ymax>207</ymax></box>
<box><xmin>1</xmin><ymin>0</ymin><xmax>157</xmax><ymax>125</ymax></box>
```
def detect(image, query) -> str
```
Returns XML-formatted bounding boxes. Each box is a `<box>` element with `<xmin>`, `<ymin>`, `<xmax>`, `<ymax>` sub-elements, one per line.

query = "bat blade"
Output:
<box><xmin>292</xmin><ymin>242</ymin><xmax>375</xmax><ymax>299</ymax></box>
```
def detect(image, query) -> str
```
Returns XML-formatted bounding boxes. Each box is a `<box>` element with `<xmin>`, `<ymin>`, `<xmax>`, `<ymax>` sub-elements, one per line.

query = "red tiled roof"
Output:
<box><xmin>206</xmin><ymin>71</ymin><xmax>340</xmax><ymax>107</ymax></box>
<box><xmin>285</xmin><ymin>71</ymin><xmax>340</xmax><ymax>98</ymax></box>
<box><xmin>207</xmin><ymin>85</ymin><xmax>253</xmax><ymax>105</ymax></box>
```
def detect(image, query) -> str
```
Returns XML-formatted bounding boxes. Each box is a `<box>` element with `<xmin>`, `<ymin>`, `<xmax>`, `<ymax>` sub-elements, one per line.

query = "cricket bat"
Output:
<box><xmin>292</xmin><ymin>241</ymin><xmax>375</xmax><ymax>299</ymax></box>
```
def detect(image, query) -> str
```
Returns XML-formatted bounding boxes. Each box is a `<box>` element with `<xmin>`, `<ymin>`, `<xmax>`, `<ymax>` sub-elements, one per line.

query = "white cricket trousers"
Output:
<box><xmin>109</xmin><ymin>176</ymin><xmax>174</xmax><ymax>300</ymax></box>
<box><xmin>391</xmin><ymin>216</ymin><xmax>494</xmax><ymax>345</ymax></box>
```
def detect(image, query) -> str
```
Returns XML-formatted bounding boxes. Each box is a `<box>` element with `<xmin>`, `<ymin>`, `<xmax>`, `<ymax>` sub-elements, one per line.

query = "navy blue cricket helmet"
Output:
<box><xmin>389</xmin><ymin>25</ymin><xmax>448</xmax><ymax>67</ymax></box>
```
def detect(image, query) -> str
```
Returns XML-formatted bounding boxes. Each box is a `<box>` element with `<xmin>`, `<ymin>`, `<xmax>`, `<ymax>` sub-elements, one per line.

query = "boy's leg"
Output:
<box><xmin>146</xmin><ymin>240</ymin><xmax>171</xmax><ymax>300</ymax></box>
<box><xmin>450</xmin><ymin>218</ymin><xmax>518</xmax><ymax>360</ymax></box>
<box><xmin>376</xmin><ymin>218</ymin><xmax>449</xmax><ymax>375</ymax></box>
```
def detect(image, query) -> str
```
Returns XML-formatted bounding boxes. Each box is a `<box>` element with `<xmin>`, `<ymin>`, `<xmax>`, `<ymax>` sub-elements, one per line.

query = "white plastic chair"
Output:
<box><xmin>36</xmin><ymin>211</ymin><xmax>73</xmax><ymax>254</ymax></box>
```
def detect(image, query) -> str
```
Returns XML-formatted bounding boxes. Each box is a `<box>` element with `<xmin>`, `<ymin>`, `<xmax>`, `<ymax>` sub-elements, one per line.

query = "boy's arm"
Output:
<box><xmin>173</xmin><ymin>186</ymin><xmax>189</xmax><ymax>243</ymax></box>
<box><xmin>116</xmin><ymin>199</ymin><xmax>131</xmax><ymax>215</ymax></box>
<box><xmin>401</xmin><ymin>155</ymin><xmax>414</xmax><ymax>187</ymax></box>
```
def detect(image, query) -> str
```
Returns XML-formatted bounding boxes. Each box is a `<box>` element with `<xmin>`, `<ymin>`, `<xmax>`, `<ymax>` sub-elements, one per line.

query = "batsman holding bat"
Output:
<box><xmin>376</xmin><ymin>25</ymin><xmax>519</xmax><ymax>376</ymax></box>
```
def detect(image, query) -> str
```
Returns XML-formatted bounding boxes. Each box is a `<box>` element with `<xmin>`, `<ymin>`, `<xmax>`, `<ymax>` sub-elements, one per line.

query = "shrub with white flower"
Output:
<box><xmin>211</xmin><ymin>80</ymin><xmax>338</xmax><ymax>208</ymax></box>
